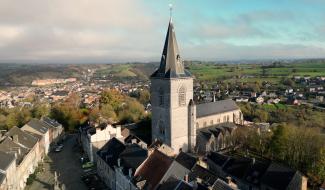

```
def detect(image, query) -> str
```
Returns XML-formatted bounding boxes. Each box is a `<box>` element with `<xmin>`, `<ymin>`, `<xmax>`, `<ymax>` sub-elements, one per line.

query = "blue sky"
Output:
<box><xmin>0</xmin><ymin>0</ymin><xmax>324</xmax><ymax>63</ymax></box>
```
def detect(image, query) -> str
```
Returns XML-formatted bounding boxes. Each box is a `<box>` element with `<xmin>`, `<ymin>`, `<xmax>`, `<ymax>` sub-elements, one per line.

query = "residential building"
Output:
<box><xmin>0</xmin><ymin>151</ymin><xmax>16</xmax><ymax>190</ymax></box>
<box><xmin>80</xmin><ymin>123</ymin><xmax>122</xmax><ymax>162</ymax></box>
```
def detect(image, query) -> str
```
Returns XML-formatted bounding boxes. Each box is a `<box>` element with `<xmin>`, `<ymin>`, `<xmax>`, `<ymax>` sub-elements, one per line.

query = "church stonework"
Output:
<box><xmin>151</xmin><ymin>19</ymin><xmax>243</xmax><ymax>154</ymax></box>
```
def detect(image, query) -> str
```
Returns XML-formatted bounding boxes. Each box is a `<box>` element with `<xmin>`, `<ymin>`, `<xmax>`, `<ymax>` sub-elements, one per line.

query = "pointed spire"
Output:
<box><xmin>151</xmin><ymin>9</ymin><xmax>191</xmax><ymax>79</ymax></box>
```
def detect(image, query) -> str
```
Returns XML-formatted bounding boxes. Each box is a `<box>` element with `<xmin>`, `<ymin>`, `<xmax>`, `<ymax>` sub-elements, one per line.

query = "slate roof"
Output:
<box><xmin>6</xmin><ymin>126</ymin><xmax>38</xmax><ymax>149</ymax></box>
<box><xmin>162</xmin><ymin>161</ymin><xmax>190</xmax><ymax>182</ymax></box>
<box><xmin>0</xmin><ymin>137</ymin><xmax>29</xmax><ymax>165</ymax></box>
<box><xmin>119</xmin><ymin>144</ymin><xmax>148</xmax><ymax>175</ymax></box>
<box><xmin>23</xmin><ymin>119</ymin><xmax>49</xmax><ymax>134</ymax></box>
<box><xmin>189</xmin><ymin>164</ymin><xmax>218</xmax><ymax>186</ymax></box>
<box><xmin>97</xmin><ymin>137</ymin><xmax>126</xmax><ymax>168</ymax></box>
<box><xmin>222</xmin><ymin>157</ymin><xmax>252</xmax><ymax>179</ymax></box>
<box><xmin>207</xmin><ymin>152</ymin><xmax>229</xmax><ymax>167</ymax></box>
<box><xmin>0</xmin><ymin>173</ymin><xmax>5</xmax><ymax>185</ymax></box>
<box><xmin>134</xmin><ymin>149</ymin><xmax>173</xmax><ymax>189</ymax></box>
<box><xmin>196</xmin><ymin>99</ymin><xmax>239</xmax><ymax>118</ymax></box>
<box><xmin>151</xmin><ymin>20</ymin><xmax>191</xmax><ymax>79</ymax></box>
<box><xmin>0</xmin><ymin>151</ymin><xmax>15</xmax><ymax>171</ymax></box>
<box><xmin>175</xmin><ymin>152</ymin><xmax>197</xmax><ymax>170</ymax></box>
<box><xmin>260</xmin><ymin>163</ymin><xmax>298</xmax><ymax>190</ymax></box>
<box><xmin>158</xmin><ymin>176</ymin><xmax>193</xmax><ymax>190</ymax></box>
<box><xmin>41</xmin><ymin>117</ymin><xmax>61</xmax><ymax>128</ymax></box>
<box><xmin>212</xmin><ymin>179</ymin><xmax>235</xmax><ymax>190</ymax></box>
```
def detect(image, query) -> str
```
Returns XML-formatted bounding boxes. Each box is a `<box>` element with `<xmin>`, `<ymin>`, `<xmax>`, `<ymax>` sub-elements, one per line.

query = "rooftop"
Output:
<box><xmin>196</xmin><ymin>99</ymin><xmax>239</xmax><ymax>118</ymax></box>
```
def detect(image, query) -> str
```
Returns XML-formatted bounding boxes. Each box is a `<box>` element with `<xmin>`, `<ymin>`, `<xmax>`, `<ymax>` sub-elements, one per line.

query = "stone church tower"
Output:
<box><xmin>150</xmin><ymin>19</ymin><xmax>194</xmax><ymax>153</ymax></box>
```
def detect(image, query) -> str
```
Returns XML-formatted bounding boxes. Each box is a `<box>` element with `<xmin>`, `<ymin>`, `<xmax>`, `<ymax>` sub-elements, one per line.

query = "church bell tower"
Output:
<box><xmin>150</xmin><ymin>13</ymin><xmax>193</xmax><ymax>153</ymax></box>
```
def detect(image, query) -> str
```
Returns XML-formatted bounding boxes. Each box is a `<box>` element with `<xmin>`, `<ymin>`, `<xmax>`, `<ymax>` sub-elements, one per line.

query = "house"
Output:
<box><xmin>0</xmin><ymin>127</ymin><xmax>39</xmax><ymax>190</ymax></box>
<box><xmin>22</xmin><ymin>118</ymin><xmax>50</xmax><ymax>155</ymax></box>
<box><xmin>41</xmin><ymin>117</ymin><xmax>64</xmax><ymax>144</ymax></box>
<box><xmin>80</xmin><ymin>123</ymin><xmax>122</xmax><ymax>162</ymax></box>
<box><xmin>0</xmin><ymin>151</ymin><xmax>16</xmax><ymax>190</ymax></box>
<box><xmin>206</xmin><ymin>152</ymin><xmax>307</xmax><ymax>190</ymax></box>
<box><xmin>255</xmin><ymin>96</ymin><xmax>264</xmax><ymax>104</ymax></box>
<box><xmin>114</xmin><ymin>144</ymin><xmax>148</xmax><ymax>190</ymax></box>
<box><xmin>97</xmin><ymin>138</ymin><xmax>126</xmax><ymax>190</ymax></box>
<box><xmin>134</xmin><ymin>149</ymin><xmax>174</xmax><ymax>190</ymax></box>
<box><xmin>261</xmin><ymin>163</ymin><xmax>307</xmax><ymax>190</ymax></box>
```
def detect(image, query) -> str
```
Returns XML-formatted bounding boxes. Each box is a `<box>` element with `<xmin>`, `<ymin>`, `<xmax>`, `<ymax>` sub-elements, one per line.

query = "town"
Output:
<box><xmin>1</xmin><ymin>1</ymin><xmax>325</xmax><ymax>190</ymax></box>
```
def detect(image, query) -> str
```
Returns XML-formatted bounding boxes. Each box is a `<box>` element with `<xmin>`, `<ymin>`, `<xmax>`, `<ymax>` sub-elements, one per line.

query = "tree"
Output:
<box><xmin>100</xmin><ymin>104</ymin><xmax>117</xmax><ymax>122</ymax></box>
<box><xmin>138</xmin><ymin>90</ymin><xmax>150</xmax><ymax>105</ymax></box>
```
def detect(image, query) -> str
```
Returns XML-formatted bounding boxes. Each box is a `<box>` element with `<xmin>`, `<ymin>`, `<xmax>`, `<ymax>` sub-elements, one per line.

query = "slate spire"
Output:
<box><xmin>151</xmin><ymin>19</ymin><xmax>191</xmax><ymax>78</ymax></box>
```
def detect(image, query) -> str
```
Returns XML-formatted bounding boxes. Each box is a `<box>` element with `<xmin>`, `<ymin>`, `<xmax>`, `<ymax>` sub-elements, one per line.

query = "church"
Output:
<box><xmin>150</xmin><ymin>18</ymin><xmax>244</xmax><ymax>153</ymax></box>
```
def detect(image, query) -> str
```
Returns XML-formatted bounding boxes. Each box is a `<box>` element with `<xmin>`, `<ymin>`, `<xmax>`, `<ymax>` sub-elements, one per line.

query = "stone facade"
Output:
<box><xmin>151</xmin><ymin>19</ymin><xmax>243</xmax><ymax>154</ymax></box>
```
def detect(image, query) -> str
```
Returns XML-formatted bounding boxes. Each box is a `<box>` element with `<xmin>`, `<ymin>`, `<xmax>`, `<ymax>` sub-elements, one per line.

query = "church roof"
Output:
<box><xmin>151</xmin><ymin>20</ymin><xmax>191</xmax><ymax>79</ymax></box>
<box><xmin>196</xmin><ymin>99</ymin><xmax>239</xmax><ymax>118</ymax></box>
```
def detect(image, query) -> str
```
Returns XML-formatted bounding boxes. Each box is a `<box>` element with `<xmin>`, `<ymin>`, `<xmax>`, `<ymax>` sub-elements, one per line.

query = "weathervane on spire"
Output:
<box><xmin>169</xmin><ymin>3</ymin><xmax>173</xmax><ymax>21</ymax></box>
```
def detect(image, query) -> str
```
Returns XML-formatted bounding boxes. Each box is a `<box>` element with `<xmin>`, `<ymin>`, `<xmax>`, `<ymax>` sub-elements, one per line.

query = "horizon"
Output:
<box><xmin>1</xmin><ymin>0</ymin><xmax>325</xmax><ymax>63</ymax></box>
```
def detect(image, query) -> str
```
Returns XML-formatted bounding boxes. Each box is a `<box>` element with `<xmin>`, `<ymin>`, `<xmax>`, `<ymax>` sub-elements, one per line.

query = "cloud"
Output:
<box><xmin>0</xmin><ymin>0</ymin><xmax>324</xmax><ymax>63</ymax></box>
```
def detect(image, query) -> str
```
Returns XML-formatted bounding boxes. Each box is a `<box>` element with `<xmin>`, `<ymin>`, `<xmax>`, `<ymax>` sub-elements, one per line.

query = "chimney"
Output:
<box><xmin>128</xmin><ymin>168</ymin><xmax>132</xmax><ymax>178</ymax></box>
<box><xmin>184</xmin><ymin>174</ymin><xmax>189</xmax><ymax>182</ymax></box>
<box><xmin>12</xmin><ymin>135</ymin><xmax>18</xmax><ymax>143</ymax></box>
<box><xmin>117</xmin><ymin>158</ymin><xmax>121</xmax><ymax>167</ymax></box>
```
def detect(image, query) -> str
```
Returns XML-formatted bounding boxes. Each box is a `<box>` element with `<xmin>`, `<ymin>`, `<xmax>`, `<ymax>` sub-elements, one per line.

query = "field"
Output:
<box><xmin>187</xmin><ymin>60</ymin><xmax>325</xmax><ymax>83</ymax></box>
<box><xmin>1</xmin><ymin>59</ymin><xmax>325</xmax><ymax>86</ymax></box>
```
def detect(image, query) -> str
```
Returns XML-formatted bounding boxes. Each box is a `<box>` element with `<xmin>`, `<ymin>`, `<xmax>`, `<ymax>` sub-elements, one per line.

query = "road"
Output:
<box><xmin>26</xmin><ymin>134</ymin><xmax>88</xmax><ymax>190</ymax></box>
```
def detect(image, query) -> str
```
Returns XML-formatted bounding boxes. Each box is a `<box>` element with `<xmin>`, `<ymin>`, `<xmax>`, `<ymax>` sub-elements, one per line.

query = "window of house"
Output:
<box><xmin>210</xmin><ymin>120</ymin><xmax>213</xmax><ymax>125</ymax></box>
<box><xmin>159</xmin><ymin>121</ymin><xmax>165</xmax><ymax>135</ymax></box>
<box><xmin>196</xmin><ymin>123</ymin><xmax>199</xmax><ymax>129</ymax></box>
<box><xmin>227</xmin><ymin>115</ymin><xmax>230</xmax><ymax>122</ymax></box>
<box><xmin>159</xmin><ymin>88</ymin><xmax>164</xmax><ymax>106</ymax></box>
<box><xmin>178</xmin><ymin>86</ymin><xmax>186</xmax><ymax>106</ymax></box>
<box><xmin>217</xmin><ymin>118</ymin><xmax>220</xmax><ymax>123</ymax></box>
<box><xmin>203</xmin><ymin>121</ymin><xmax>207</xmax><ymax>127</ymax></box>
<box><xmin>223</xmin><ymin>116</ymin><xmax>226</xmax><ymax>122</ymax></box>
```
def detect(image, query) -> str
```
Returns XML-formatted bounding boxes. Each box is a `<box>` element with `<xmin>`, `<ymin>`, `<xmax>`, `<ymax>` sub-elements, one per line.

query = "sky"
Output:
<box><xmin>0</xmin><ymin>0</ymin><xmax>325</xmax><ymax>63</ymax></box>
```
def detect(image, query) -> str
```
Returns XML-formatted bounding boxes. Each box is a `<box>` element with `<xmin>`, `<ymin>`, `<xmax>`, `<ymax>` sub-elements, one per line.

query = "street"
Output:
<box><xmin>26</xmin><ymin>134</ymin><xmax>88</xmax><ymax>190</ymax></box>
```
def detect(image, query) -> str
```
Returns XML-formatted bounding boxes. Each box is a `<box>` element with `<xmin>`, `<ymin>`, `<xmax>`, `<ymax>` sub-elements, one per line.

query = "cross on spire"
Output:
<box><xmin>169</xmin><ymin>3</ymin><xmax>173</xmax><ymax>22</ymax></box>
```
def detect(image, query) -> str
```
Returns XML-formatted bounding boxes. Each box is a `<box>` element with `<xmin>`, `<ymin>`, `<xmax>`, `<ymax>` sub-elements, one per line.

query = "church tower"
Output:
<box><xmin>150</xmin><ymin>17</ymin><xmax>193</xmax><ymax>153</ymax></box>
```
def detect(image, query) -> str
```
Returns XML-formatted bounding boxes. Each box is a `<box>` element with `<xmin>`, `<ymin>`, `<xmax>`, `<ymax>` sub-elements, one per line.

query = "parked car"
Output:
<box><xmin>54</xmin><ymin>144</ymin><xmax>64</xmax><ymax>152</ymax></box>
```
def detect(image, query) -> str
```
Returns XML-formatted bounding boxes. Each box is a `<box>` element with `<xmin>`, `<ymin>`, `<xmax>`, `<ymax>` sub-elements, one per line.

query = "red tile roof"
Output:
<box><xmin>135</xmin><ymin>149</ymin><xmax>173</xmax><ymax>190</ymax></box>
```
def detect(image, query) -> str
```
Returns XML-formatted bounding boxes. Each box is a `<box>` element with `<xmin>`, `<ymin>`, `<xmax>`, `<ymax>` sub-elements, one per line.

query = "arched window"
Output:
<box><xmin>178</xmin><ymin>86</ymin><xmax>186</xmax><ymax>106</ymax></box>
<box><xmin>203</xmin><ymin>121</ymin><xmax>207</xmax><ymax>127</ymax></box>
<box><xmin>159</xmin><ymin>120</ymin><xmax>165</xmax><ymax>135</ymax></box>
<box><xmin>196</xmin><ymin>123</ymin><xmax>199</xmax><ymax>129</ymax></box>
<box><xmin>159</xmin><ymin>88</ymin><xmax>164</xmax><ymax>106</ymax></box>
<box><xmin>227</xmin><ymin>115</ymin><xmax>230</xmax><ymax>122</ymax></box>
<box><xmin>210</xmin><ymin>120</ymin><xmax>213</xmax><ymax>125</ymax></box>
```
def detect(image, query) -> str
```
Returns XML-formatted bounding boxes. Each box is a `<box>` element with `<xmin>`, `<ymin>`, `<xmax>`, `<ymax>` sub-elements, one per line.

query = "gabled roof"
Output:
<box><xmin>23</xmin><ymin>118</ymin><xmax>49</xmax><ymax>134</ymax></box>
<box><xmin>207</xmin><ymin>152</ymin><xmax>229</xmax><ymax>167</ymax></box>
<box><xmin>222</xmin><ymin>157</ymin><xmax>252</xmax><ymax>179</ymax></box>
<box><xmin>196</xmin><ymin>99</ymin><xmax>239</xmax><ymax>118</ymax></box>
<box><xmin>119</xmin><ymin>144</ymin><xmax>148</xmax><ymax>174</ymax></box>
<box><xmin>41</xmin><ymin>117</ymin><xmax>61</xmax><ymax>128</ymax></box>
<box><xmin>158</xmin><ymin>176</ymin><xmax>193</xmax><ymax>190</ymax></box>
<box><xmin>97</xmin><ymin>137</ymin><xmax>126</xmax><ymax>168</ymax></box>
<box><xmin>260</xmin><ymin>163</ymin><xmax>299</xmax><ymax>190</ymax></box>
<box><xmin>0</xmin><ymin>151</ymin><xmax>15</xmax><ymax>171</ymax></box>
<box><xmin>151</xmin><ymin>20</ymin><xmax>191</xmax><ymax>79</ymax></box>
<box><xmin>6</xmin><ymin>126</ymin><xmax>38</xmax><ymax>149</ymax></box>
<box><xmin>189</xmin><ymin>164</ymin><xmax>218</xmax><ymax>186</ymax></box>
<box><xmin>0</xmin><ymin>137</ymin><xmax>29</xmax><ymax>165</ymax></box>
<box><xmin>175</xmin><ymin>152</ymin><xmax>197</xmax><ymax>170</ymax></box>
<box><xmin>135</xmin><ymin>149</ymin><xmax>173</xmax><ymax>189</ymax></box>
<box><xmin>212</xmin><ymin>179</ymin><xmax>236</xmax><ymax>190</ymax></box>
